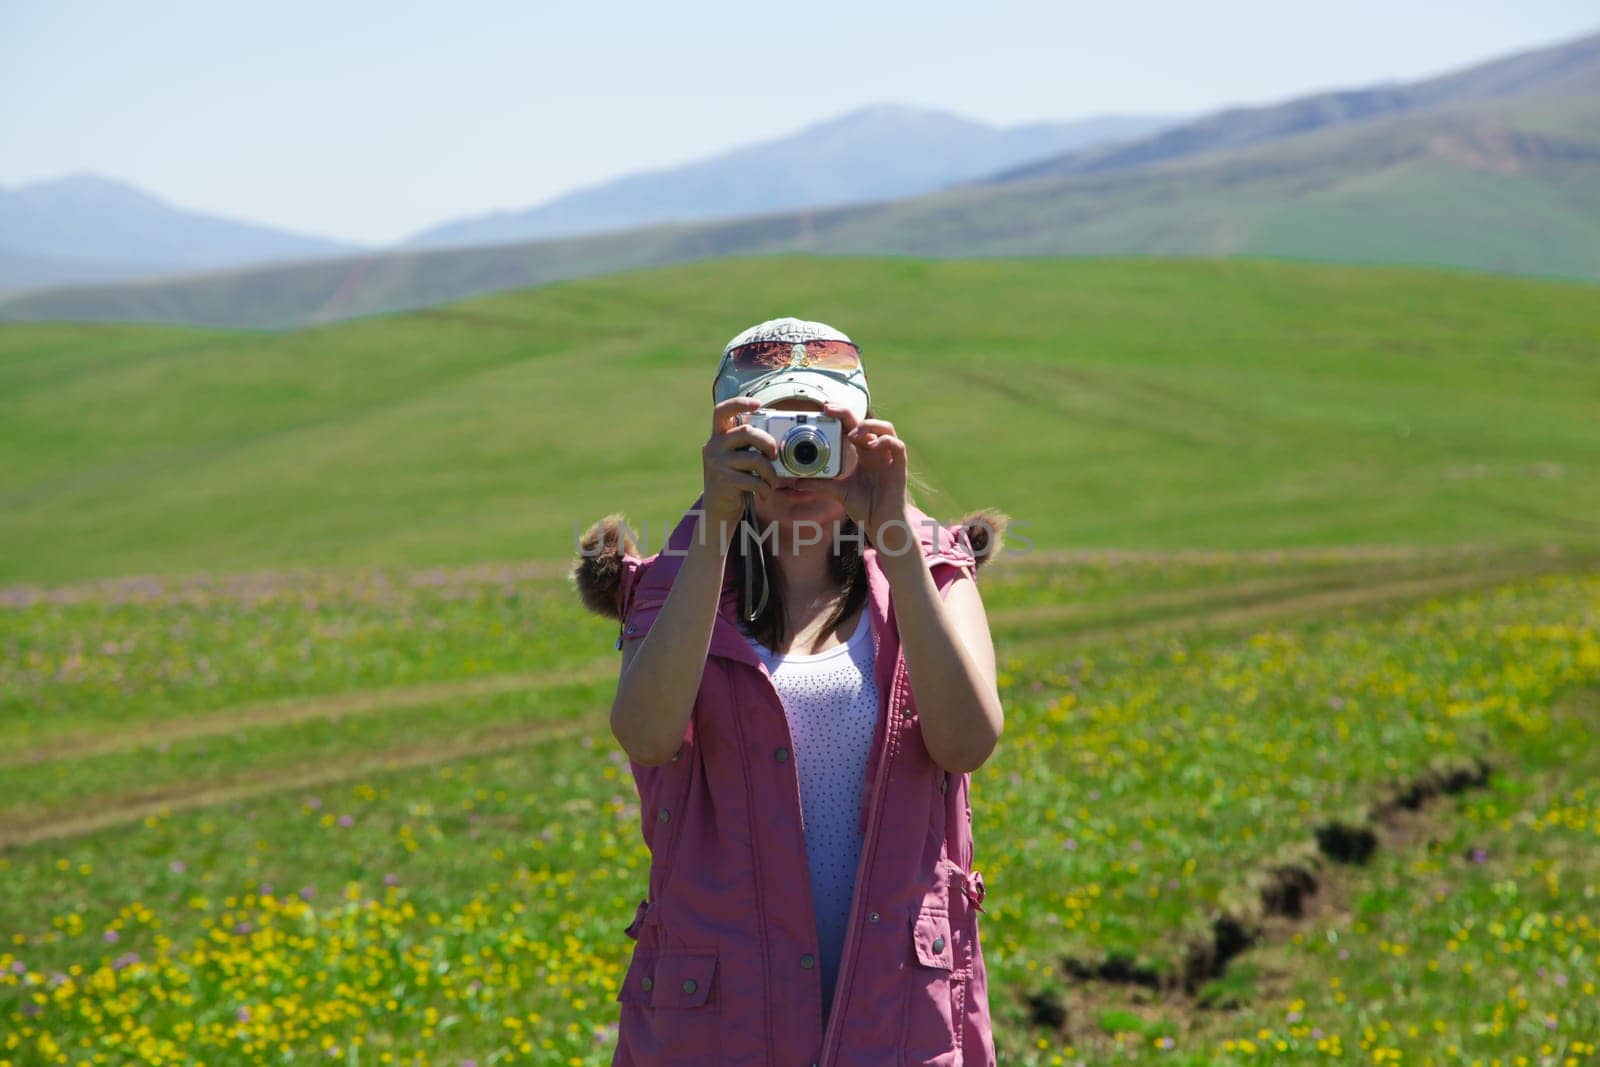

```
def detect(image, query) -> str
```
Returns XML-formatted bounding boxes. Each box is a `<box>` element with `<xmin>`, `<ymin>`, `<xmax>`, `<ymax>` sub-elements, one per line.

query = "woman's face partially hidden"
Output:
<box><xmin>749</xmin><ymin>398</ymin><xmax>857</xmax><ymax>535</ymax></box>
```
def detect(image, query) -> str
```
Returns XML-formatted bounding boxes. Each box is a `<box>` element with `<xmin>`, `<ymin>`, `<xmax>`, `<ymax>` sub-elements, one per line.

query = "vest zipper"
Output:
<box><xmin>818</xmin><ymin>651</ymin><xmax>908</xmax><ymax>1066</ymax></box>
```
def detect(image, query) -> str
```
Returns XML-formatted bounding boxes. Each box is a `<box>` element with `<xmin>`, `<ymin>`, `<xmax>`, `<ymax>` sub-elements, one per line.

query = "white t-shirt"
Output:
<box><xmin>744</xmin><ymin>607</ymin><xmax>879</xmax><ymax>1030</ymax></box>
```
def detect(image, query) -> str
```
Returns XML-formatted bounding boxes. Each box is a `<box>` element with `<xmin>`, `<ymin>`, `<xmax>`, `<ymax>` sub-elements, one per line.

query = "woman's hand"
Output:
<box><xmin>810</xmin><ymin>401</ymin><xmax>911</xmax><ymax>547</ymax></box>
<box><xmin>703</xmin><ymin>396</ymin><xmax>779</xmax><ymax>529</ymax></box>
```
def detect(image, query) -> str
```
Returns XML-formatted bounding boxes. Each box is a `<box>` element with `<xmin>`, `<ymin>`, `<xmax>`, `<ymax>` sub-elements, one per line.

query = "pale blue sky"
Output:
<box><xmin>2</xmin><ymin>1</ymin><xmax>1595</xmax><ymax>244</ymax></box>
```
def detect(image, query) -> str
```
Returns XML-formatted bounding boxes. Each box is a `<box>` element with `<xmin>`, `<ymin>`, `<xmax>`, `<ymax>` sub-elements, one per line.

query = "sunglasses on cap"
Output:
<box><xmin>722</xmin><ymin>338</ymin><xmax>862</xmax><ymax>374</ymax></box>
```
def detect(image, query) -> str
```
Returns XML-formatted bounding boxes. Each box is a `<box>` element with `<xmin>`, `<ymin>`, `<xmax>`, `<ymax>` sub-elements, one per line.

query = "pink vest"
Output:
<box><xmin>584</xmin><ymin>494</ymin><xmax>997</xmax><ymax>1066</ymax></box>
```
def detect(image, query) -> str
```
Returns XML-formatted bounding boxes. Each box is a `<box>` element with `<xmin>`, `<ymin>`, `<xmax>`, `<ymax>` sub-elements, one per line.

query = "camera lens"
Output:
<box><xmin>781</xmin><ymin>426</ymin><xmax>829</xmax><ymax>477</ymax></box>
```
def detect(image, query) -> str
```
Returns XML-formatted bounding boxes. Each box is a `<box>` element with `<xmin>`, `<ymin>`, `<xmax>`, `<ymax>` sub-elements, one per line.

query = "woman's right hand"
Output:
<box><xmin>703</xmin><ymin>396</ymin><xmax>780</xmax><ymax>527</ymax></box>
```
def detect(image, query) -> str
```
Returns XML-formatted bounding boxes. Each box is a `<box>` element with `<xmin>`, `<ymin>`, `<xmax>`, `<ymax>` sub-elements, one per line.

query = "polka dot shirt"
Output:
<box><xmin>745</xmin><ymin>607</ymin><xmax>880</xmax><ymax>1031</ymax></box>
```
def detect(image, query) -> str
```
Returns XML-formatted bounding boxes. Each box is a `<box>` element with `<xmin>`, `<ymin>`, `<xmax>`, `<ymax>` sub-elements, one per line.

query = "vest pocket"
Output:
<box><xmin>901</xmin><ymin>904</ymin><xmax>960</xmax><ymax>1065</ymax></box>
<box><xmin>616</xmin><ymin>948</ymin><xmax>722</xmax><ymax>1063</ymax></box>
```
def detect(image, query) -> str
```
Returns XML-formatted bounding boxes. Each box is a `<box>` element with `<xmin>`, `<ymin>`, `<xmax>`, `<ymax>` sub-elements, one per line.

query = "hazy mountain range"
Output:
<box><xmin>405</xmin><ymin>108</ymin><xmax>1174</xmax><ymax>249</ymax></box>
<box><xmin>0</xmin><ymin>109</ymin><xmax>1174</xmax><ymax>291</ymax></box>
<box><xmin>0</xmin><ymin>177</ymin><xmax>358</xmax><ymax>290</ymax></box>
<box><xmin>991</xmin><ymin>26</ymin><xmax>1600</xmax><ymax>184</ymax></box>
<box><xmin>3</xmin><ymin>28</ymin><xmax>1596</xmax><ymax>326</ymax></box>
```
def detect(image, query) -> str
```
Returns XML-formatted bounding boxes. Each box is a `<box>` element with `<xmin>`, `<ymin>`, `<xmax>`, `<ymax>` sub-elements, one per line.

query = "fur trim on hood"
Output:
<box><xmin>571</xmin><ymin>505</ymin><xmax>1011</xmax><ymax>622</ymax></box>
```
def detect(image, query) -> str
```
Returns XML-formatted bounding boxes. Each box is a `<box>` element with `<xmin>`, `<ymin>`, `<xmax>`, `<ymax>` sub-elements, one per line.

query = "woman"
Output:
<box><xmin>573</xmin><ymin>316</ymin><xmax>1009</xmax><ymax>1066</ymax></box>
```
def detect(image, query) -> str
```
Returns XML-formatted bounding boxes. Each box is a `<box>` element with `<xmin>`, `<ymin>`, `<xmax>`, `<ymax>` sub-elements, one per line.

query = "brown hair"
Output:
<box><xmin>728</xmin><ymin>403</ymin><xmax>937</xmax><ymax>653</ymax></box>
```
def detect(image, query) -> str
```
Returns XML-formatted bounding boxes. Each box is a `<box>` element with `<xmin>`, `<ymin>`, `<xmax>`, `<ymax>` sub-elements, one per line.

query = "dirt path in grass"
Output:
<box><xmin>0</xmin><ymin>713</ymin><xmax>605</xmax><ymax>850</ymax></box>
<box><xmin>987</xmin><ymin>558</ymin><xmax>1463</xmax><ymax>629</ymax></box>
<box><xmin>6</xmin><ymin>550</ymin><xmax>1592</xmax><ymax>850</ymax></box>
<box><xmin>992</xmin><ymin>542</ymin><xmax>1519</xmax><ymax>567</ymax></box>
<box><xmin>9</xmin><ymin>560</ymin><xmax>1475</xmax><ymax>771</ymax></box>
<box><xmin>2</xmin><ymin>659</ymin><xmax>618</xmax><ymax>769</ymax></box>
<box><xmin>998</xmin><ymin>554</ymin><xmax>1593</xmax><ymax>661</ymax></box>
<box><xmin>0</xmin><ymin>541</ymin><xmax>1552</xmax><ymax>608</ymax></box>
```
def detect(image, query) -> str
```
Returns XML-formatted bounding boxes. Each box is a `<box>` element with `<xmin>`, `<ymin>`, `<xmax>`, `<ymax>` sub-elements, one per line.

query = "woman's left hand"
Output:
<box><xmin>806</xmin><ymin>401</ymin><xmax>911</xmax><ymax>546</ymax></box>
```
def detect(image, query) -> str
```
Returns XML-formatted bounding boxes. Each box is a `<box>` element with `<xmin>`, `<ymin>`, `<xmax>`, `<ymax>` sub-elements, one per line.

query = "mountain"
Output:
<box><xmin>0</xmin><ymin>175</ymin><xmax>359</xmax><ymax>289</ymax></box>
<box><xmin>989</xmin><ymin>29</ymin><xmax>1600</xmax><ymax>183</ymax></box>
<box><xmin>4</xmin><ymin>30</ymin><xmax>1597</xmax><ymax>328</ymax></box>
<box><xmin>0</xmin><ymin>247</ymin><xmax>158</xmax><ymax>291</ymax></box>
<box><xmin>405</xmin><ymin>105</ymin><xmax>1175</xmax><ymax>249</ymax></box>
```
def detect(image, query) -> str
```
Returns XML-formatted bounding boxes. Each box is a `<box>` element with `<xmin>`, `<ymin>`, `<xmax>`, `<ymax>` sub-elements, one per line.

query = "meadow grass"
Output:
<box><xmin>3</xmin><ymin>258</ymin><xmax>1598</xmax><ymax>1064</ymax></box>
<box><xmin>2</xmin><ymin>257</ymin><xmax>1598</xmax><ymax>584</ymax></box>
<box><xmin>2</xmin><ymin>556</ymin><xmax>1597</xmax><ymax>1064</ymax></box>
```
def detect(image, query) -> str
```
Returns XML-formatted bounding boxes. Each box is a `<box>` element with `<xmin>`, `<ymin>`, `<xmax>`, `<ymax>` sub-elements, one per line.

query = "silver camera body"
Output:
<box><xmin>745</xmin><ymin>408</ymin><xmax>844</xmax><ymax>479</ymax></box>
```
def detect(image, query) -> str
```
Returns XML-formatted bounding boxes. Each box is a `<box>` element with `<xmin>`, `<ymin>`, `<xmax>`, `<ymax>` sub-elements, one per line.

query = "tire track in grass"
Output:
<box><xmin>10</xmin><ymin>552</ymin><xmax>1590</xmax><ymax>848</ymax></box>
<box><xmin>0</xmin><ymin>711</ymin><xmax>610</xmax><ymax>850</ymax></box>
<box><xmin>1</xmin><ymin>659</ymin><xmax>619</xmax><ymax>768</ymax></box>
<box><xmin>5</xmin><ymin>563</ymin><xmax>1396</xmax><ymax>770</ymax></box>
<box><xmin>11</xmin><ymin>558</ymin><xmax>1447</xmax><ymax>768</ymax></box>
<box><xmin>986</xmin><ymin>554</ymin><xmax>1478</xmax><ymax>632</ymax></box>
<box><xmin>990</xmin><ymin>542</ymin><xmax>1514</xmax><ymax>568</ymax></box>
<box><xmin>997</xmin><ymin>554</ymin><xmax>1593</xmax><ymax>661</ymax></box>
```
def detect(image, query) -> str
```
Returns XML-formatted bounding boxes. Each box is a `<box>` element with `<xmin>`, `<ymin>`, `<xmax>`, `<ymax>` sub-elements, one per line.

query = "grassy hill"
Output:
<box><xmin>2</xmin><ymin>256</ymin><xmax>1597</xmax><ymax>586</ymax></box>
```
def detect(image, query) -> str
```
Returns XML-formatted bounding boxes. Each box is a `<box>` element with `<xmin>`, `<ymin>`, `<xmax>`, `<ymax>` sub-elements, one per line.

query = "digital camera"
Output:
<box><xmin>743</xmin><ymin>408</ymin><xmax>844</xmax><ymax>479</ymax></box>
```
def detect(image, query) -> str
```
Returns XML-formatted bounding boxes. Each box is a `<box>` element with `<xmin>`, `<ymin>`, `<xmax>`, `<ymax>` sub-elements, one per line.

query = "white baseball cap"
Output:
<box><xmin>712</xmin><ymin>316</ymin><xmax>872</xmax><ymax>422</ymax></box>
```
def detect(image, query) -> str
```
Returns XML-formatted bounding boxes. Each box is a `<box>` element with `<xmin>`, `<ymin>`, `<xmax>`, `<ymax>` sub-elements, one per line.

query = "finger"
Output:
<box><xmin>857</xmin><ymin>434</ymin><xmax>904</xmax><ymax>462</ymax></box>
<box><xmin>724</xmin><ymin>449</ymin><xmax>779</xmax><ymax>488</ymax></box>
<box><xmin>725</xmin><ymin>471</ymin><xmax>773</xmax><ymax>500</ymax></box>
<box><xmin>821</xmin><ymin>401</ymin><xmax>861</xmax><ymax>436</ymax></box>
<box><xmin>849</xmin><ymin>418</ymin><xmax>896</xmax><ymax>439</ymax></box>
<box><xmin>715</xmin><ymin>424</ymin><xmax>779</xmax><ymax>458</ymax></box>
<box><xmin>867</xmin><ymin>435</ymin><xmax>905</xmax><ymax>454</ymax></box>
<box><xmin>712</xmin><ymin>396</ymin><xmax>763</xmax><ymax>437</ymax></box>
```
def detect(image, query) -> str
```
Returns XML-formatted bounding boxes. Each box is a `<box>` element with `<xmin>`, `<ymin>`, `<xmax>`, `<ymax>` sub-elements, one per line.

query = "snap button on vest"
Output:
<box><xmin>869</xmin><ymin>911</ymin><xmax>880</xmax><ymax>922</ymax></box>
<box><xmin>682</xmin><ymin>978</ymin><xmax>697</xmax><ymax>994</ymax></box>
<box><xmin>658</xmin><ymin>807</ymin><xmax>669</xmax><ymax>822</ymax></box>
<box><xmin>933</xmin><ymin>935</ymin><xmax>946</xmax><ymax>953</ymax></box>
<box><xmin>800</xmin><ymin>953</ymin><xmax>815</xmax><ymax>968</ymax></box>
<box><xmin>641</xmin><ymin>976</ymin><xmax>653</xmax><ymax>991</ymax></box>
<box><xmin>774</xmin><ymin>746</ymin><xmax>789</xmax><ymax>762</ymax></box>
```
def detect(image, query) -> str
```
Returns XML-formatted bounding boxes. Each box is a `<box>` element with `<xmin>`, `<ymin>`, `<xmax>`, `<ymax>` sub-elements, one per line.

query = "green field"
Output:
<box><xmin>3</xmin><ymin>256</ymin><xmax>1599</xmax><ymax>585</ymax></box>
<box><xmin>2</xmin><ymin>257</ymin><xmax>1599</xmax><ymax>1064</ymax></box>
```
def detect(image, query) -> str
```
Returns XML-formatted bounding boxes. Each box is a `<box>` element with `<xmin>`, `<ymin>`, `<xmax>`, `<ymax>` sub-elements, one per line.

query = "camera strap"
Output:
<box><xmin>740</xmin><ymin>491</ymin><xmax>770</xmax><ymax>621</ymax></box>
